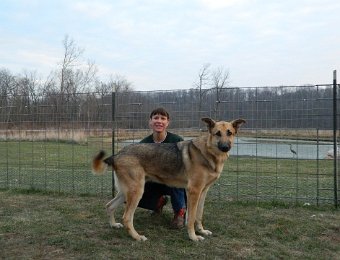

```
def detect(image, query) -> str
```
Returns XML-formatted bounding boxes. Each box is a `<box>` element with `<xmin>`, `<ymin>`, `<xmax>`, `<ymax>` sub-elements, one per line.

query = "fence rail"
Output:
<box><xmin>0</xmin><ymin>83</ymin><xmax>339</xmax><ymax>206</ymax></box>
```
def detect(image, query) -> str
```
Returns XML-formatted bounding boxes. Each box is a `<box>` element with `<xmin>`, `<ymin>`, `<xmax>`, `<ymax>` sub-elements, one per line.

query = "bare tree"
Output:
<box><xmin>0</xmin><ymin>69</ymin><xmax>15</xmax><ymax>96</ymax></box>
<box><xmin>211</xmin><ymin>66</ymin><xmax>230</xmax><ymax>94</ymax></box>
<box><xmin>194</xmin><ymin>63</ymin><xmax>210</xmax><ymax>90</ymax></box>
<box><xmin>194</xmin><ymin>64</ymin><xmax>210</xmax><ymax>119</ymax></box>
<box><xmin>53</xmin><ymin>35</ymin><xmax>99</xmax><ymax>123</ymax></box>
<box><xmin>80</xmin><ymin>60</ymin><xmax>98</xmax><ymax>91</ymax></box>
<box><xmin>95</xmin><ymin>82</ymin><xmax>112</xmax><ymax>97</ymax></box>
<box><xmin>22</xmin><ymin>70</ymin><xmax>40</xmax><ymax>104</ymax></box>
<box><xmin>13</xmin><ymin>71</ymin><xmax>40</xmax><ymax>123</ymax></box>
<box><xmin>109</xmin><ymin>74</ymin><xmax>133</xmax><ymax>93</ymax></box>
<box><xmin>60</xmin><ymin>35</ymin><xmax>84</xmax><ymax>93</ymax></box>
<box><xmin>211</xmin><ymin>67</ymin><xmax>230</xmax><ymax>118</ymax></box>
<box><xmin>58</xmin><ymin>35</ymin><xmax>99</xmax><ymax>95</ymax></box>
<box><xmin>0</xmin><ymin>69</ymin><xmax>16</xmax><ymax>126</ymax></box>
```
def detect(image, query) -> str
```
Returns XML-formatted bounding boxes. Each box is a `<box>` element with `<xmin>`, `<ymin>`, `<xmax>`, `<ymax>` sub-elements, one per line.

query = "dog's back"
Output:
<box><xmin>92</xmin><ymin>142</ymin><xmax>187</xmax><ymax>182</ymax></box>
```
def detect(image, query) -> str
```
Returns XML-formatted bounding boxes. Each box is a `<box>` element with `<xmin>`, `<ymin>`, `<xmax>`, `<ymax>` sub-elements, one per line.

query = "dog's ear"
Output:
<box><xmin>231</xmin><ymin>119</ymin><xmax>246</xmax><ymax>133</ymax></box>
<box><xmin>201</xmin><ymin>117</ymin><xmax>216</xmax><ymax>132</ymax></box>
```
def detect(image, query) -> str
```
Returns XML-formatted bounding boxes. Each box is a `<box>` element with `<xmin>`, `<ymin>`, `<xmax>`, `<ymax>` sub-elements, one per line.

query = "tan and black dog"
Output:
<box><xmin>92</xmin><ymin>117</ymin><xmax>245</xmax><ymax>241</ymax></box>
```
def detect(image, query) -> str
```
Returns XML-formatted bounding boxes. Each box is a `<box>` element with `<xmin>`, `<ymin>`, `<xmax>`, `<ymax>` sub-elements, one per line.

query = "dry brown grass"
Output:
<box><xmin>0</xmin><ymin>128</ymin><xmax>334</xmax><ymax>144</ymax></box>
<box><xmin>242</xmin><ymin>129</ymin><xmax>334</xmax><ymax>141</ymax></box>
<box><xmin>0</xmin><ymin>128</ymin><xmax>116</xmax><ymax>144</ymax></box>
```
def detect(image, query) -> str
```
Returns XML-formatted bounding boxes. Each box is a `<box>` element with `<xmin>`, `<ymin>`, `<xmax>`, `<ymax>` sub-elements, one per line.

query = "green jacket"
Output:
<box><xmin>140</xmin><ymin>132</ymin><xmax>183</xmax><ymax>144</ymax></box>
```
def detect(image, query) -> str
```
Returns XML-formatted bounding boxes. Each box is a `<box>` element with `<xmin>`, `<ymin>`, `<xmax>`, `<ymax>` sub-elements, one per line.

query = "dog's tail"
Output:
<box><xmin>92</xmin><ymin>150</ymin><xmax>114</xmax><ymax>175</ymax></box>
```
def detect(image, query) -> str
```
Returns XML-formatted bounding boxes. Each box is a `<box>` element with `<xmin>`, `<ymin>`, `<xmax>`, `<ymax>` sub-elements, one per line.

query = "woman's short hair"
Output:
<box><xmin>149</xmin><ymin>107</ymin><xmax>170</xmax><ymax>119</ymax></box>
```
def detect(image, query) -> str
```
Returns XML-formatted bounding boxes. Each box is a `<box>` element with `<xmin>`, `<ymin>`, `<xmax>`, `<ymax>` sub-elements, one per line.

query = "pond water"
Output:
<box><xmin>230</xmin><ymin>137</ymin><xmax>334</xmax><ymax>160</ymax></box>
<box><xmin>121</xmin><ymin>137</ymin><xmax>335</xmax><ymax>160</ymax></box>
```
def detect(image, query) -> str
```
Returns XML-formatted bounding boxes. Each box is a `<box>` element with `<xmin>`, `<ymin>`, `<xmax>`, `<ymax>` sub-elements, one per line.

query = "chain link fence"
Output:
<box><xmin>0</xmin><ymin>84</ymin><xmax>339</xmax><ymax>206</ymax></box>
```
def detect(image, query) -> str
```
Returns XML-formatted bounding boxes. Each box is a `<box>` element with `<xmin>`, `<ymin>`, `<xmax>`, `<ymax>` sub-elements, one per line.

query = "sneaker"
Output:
<box><xmin>171</xmin><ymin>208</ymin><xmax>186</xmax><ymax>229</ymax></box>
<box><xmin>153</xmin><ymin>196</ymin><xmax>168</xmax><ymax>214</ymax></box>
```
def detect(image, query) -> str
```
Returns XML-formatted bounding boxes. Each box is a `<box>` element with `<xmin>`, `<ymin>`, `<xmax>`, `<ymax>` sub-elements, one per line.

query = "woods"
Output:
<box><xmin>0</xmin><ymin>77</ymin><xmax>334</xmax><ymax>131</ymax></box>
<box><xmin>0</xmin><ymin>36</ymin><xmax>336</xmax><ymax>132</ymax></box>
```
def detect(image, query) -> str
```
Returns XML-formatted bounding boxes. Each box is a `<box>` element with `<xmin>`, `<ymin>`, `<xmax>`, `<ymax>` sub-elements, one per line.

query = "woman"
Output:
<box><xmin>138</xmin><ymin>107</ymin><xmax>186</xmax><ymax>229</ymax></box>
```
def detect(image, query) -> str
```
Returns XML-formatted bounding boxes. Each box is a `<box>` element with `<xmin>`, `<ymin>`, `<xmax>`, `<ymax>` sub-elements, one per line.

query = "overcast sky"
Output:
<box><xmin>1</xmin><ymin>0</ymin><xmax>339</xmax><ymax>91</ymax></box>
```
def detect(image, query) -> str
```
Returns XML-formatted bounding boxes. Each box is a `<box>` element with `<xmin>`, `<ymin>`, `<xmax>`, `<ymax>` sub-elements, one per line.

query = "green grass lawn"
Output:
<box><xmin>0</xmin><ymin>139</ymin><xmax>113</xmax><ymax>195</ymax></box>
<box><xmin>0</xmin><ymin>190</ymin><xmax>339</xmax><ymax>259</ymax></box>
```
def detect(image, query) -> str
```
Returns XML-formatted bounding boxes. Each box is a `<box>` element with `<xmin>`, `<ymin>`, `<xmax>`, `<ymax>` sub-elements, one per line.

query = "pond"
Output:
<box><xmin>230</xmin><ymin>137</ymin><xmax>334</xmax><ymax>160</ymax></box>
<box><xmin>121</xmin><ymin>137</ymin><xmax>335</xmax><ymax>160</ymax></box>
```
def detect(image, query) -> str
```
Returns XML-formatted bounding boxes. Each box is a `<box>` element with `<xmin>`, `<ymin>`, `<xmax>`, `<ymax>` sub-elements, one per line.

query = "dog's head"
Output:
<box><xmin>202</xmin><ymin>117</ymin><xmax>246</xmax><ymax>153</ymax></box>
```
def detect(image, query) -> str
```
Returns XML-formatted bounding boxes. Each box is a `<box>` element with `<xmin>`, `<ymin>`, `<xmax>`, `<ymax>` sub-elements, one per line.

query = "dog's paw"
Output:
<box><xmin>198</xmin><ymin>229</ymin><xmax>212</xmax><ymax>236</ymax></box>
<box><xmin>189</xmin><ymin>235</ymin><xmax>205</xmax><ymax>241</ymax></box>
<box><xmin>137</xmin><ymin>235</ymin><xmax>147</xmax><ymax>241</ymax></box>
<box><xmin>110</xmin><ymin>222</ymin><xmax>124</xmax><ymax>228</ymax></box>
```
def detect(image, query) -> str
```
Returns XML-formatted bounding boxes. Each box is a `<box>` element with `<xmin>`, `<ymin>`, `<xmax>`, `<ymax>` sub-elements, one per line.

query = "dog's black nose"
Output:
<box><xmin>218</xmin><ymin>142</ymin><xmax>230</xmax><ymax>152</ymax></box>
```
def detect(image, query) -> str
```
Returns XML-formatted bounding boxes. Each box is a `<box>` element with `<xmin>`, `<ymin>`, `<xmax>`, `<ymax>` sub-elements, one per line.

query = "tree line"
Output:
<box><xmin>0</xmin><ymin>81</ymin><xmax>335</xmax><ymax>131</ymax></box>
<box><xmin>0</xmin><ymin>36</ymin><xmax>337</xmax><ymax>131</ymax></box>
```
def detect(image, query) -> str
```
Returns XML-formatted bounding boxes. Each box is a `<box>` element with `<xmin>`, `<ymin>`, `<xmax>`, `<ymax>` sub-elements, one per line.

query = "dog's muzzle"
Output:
<box><xmin>218</xmin><ymin>142</ymin><xmax>230</xmax><ymax>152</ymax></box>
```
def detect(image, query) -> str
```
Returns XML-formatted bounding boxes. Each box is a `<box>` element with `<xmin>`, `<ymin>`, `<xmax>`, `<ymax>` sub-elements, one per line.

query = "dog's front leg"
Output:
<box><xmin>187</xmin><ymin>186</ymin><xmax>205</xmax><ymax>241</ymax></box>
<box><xmin>195</xmin><ymin>187</ymin><xmax>212</xmax><ymax>236</ymax></box>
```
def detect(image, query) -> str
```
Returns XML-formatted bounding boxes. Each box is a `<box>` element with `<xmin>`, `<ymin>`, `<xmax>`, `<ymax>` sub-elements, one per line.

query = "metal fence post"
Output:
<box><xmin>111</xmin><ymin>88</ymin><xmax>116</xmax><ymax>197</ymax></box>
<box><xmin>333</xmin><ymin>70</ymin><xmax>339</xmax><ymax>208</ymax></box>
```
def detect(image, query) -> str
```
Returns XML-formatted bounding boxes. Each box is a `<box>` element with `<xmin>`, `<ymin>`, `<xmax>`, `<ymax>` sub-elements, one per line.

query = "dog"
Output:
<box><xmin>92</xmin><ymin>117</ymin><xmax>245</xmax><ymax>241</ymax></box>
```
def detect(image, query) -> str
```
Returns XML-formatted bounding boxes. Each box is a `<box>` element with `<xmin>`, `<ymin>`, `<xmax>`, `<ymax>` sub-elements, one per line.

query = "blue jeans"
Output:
<box><xmin>138</xmin><ymin>182</ymin><xmax>186</xmax><ymax>213</ymax></box>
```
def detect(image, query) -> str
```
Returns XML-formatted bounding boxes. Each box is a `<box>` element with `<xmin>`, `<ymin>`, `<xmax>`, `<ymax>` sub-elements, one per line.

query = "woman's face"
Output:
<box><xmin>149</xmin><ymin>114</ymin><xmax>169</xmax><ymax>133</ymax></box>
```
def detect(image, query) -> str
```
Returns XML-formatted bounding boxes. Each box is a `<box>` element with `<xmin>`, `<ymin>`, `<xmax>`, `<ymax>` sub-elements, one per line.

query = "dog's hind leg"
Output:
<box><xmin>122</xmin><ymin>180</ymin><xmax>147</xmax><ymax>241</ymax></box>
<box><xmin>106</xmin><ymin>191</ymin><xmax>125</xmax><ymax>228</ymax></box>
<box><xmin>195</xmin><ymin>187</ymin><xmax>212</xmax><ymax>236</ymax></box>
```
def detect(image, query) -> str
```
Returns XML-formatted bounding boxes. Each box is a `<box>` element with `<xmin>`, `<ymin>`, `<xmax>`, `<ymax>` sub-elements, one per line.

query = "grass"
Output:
<box><xmin>0</xmin><ymin>138</ymin><xmax>113</xmax><ymax>195</ymax></box>
<box><xmin>0</xmin><ymin>138</ymin><xmax>337</xmax><ymax>205</ymax></box>
<box><xmin>0</xmin><ymin>189</ymin><xmax>339</xmax><ymax>259</ymax></box>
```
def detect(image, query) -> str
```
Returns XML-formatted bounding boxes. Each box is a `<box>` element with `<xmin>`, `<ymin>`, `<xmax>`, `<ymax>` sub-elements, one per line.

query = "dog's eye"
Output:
<box><xmin>215</xmin><ymin>131</ymin><xmax>221</xmax><ymax>137</ymax></box>
<box><xmin>226</xmin><ymin>130</ymin><xmax>232</xmax><ymax>136</ymax></box>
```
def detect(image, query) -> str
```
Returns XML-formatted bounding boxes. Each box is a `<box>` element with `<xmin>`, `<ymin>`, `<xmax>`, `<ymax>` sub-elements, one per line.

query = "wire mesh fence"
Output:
<box><xmin>0</xmin><ymin>84</ymin><xmax>339</xmax><ymax>206</ymax></box>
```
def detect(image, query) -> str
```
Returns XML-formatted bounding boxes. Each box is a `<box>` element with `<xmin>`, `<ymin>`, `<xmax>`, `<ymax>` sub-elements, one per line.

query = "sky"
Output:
<box><xmin>1</xmin><ymin>0</ymin><xmax>340</xmax><ymax>91</ymax></box>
